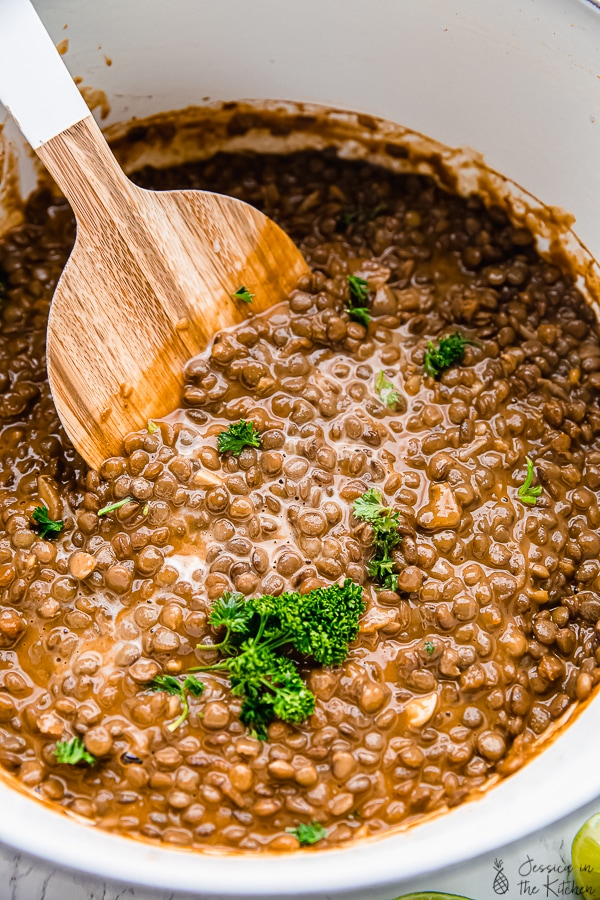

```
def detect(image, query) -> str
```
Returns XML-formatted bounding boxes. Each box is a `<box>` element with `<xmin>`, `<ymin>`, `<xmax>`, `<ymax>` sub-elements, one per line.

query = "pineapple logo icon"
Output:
<box><xmin>492</xmin><ymin>858</ymin><xmax>509</xmax><ymax>895</ymax></box>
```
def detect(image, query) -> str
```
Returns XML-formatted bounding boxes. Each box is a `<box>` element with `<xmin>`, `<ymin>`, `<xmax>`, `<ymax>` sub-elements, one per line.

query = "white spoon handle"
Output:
<box><xmin>0</xmin><ymin>0</ymin><xmax>91</xmax><ymax>149</ymax></box>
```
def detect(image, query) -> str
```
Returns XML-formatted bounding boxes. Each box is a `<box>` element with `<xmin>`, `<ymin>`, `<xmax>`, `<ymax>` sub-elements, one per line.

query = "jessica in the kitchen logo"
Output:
<box><xmin>504</xmin><ymin>854</ymin><xmax>596</xmax><ymax>897</ymax></box>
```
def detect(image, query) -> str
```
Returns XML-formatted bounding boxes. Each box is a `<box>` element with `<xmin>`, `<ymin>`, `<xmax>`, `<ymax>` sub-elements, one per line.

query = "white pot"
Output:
<box><xmin>2</xmin><ymin>1</ymin><xmax>600</xmax><ymax>897</ymax></box>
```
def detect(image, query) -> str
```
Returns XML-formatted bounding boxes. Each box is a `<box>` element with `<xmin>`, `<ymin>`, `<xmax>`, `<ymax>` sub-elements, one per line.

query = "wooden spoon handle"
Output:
<box><xmin>0</xmin><ymin>0</ymin><xmax>90</xmax><ymax>148</ymax></box>
<box><xmin>0</xmin><ymin>0</ymin><xmax>131</xmax><ymax>222</ymax></box>
<box><xmin>36</xmin><ymin>116</ymin><xmax>137</xmax><ymax>227</ymax></box>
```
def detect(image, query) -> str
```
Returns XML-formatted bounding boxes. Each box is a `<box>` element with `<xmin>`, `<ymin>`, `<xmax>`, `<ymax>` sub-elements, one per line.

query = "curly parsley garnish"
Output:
<box><xmin>286</xmin><ymin>821</ymin><xmax>328</xmax><ymax>846</ymax></box>
<box><xmin>190</xmin><ymin>580</ymin><xmax>365</xmax><ymax>740</ymax></box>
<box><xmin>353</xmin><ymin>488</ymin><xmax>402</xmax><ymax>591</ymax></box>
<box><xmin>204</xmin><ymin>591</ymin><xmax>255</xmax><ymax>649</ymax></box>
<box><xmin>32</xmin><ymin>505</ymin><xmax>64</xmax><ymax>540</ymax></box>
<box><xmin>217</xmin><ymin>419</ymin><xmax>262</xmax><ymax>456</ymax></box>
<box><xmin>147</xmin><ymin>674</ymin><xmax>205</xmax><ymax>731</ymax></box>
<box><xmin>423</xmin><ymin>332</ymin><xmax>475</xmax><ymax>379</ymax></box>
<box><xmin>375</xmin><ymin>370</ymin><xmax>399</xmax><ymax>409</ymax></box>
<box><xmin>345</xmin><ymin>275</ymin><xmax>371</xmax><ymax>326</ymax></box>
<box><xmin>54</xmin><ymin>737</ymin><xmax>95</xmax><ymax>766</ymax></box>
<box><xmin>517</xmin><ymin>457</ymin><xmax>542</xmax><ymax>507</ymax></box>
<box><xmin>424</xmin><ymin>640</ymin><xmax>435</xmax><ymax>656</ymax></box>
<box><xmin>230</xmin><ymin>286</ymin><xmax>254</xmax><ymax>304</ymax></box>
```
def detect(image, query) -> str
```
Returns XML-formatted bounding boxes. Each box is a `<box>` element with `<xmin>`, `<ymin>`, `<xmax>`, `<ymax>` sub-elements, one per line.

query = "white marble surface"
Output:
<box><xmin>0</xmin><ymin>797</ymin><xmax>598</xmax><ymax>900</ymax></box>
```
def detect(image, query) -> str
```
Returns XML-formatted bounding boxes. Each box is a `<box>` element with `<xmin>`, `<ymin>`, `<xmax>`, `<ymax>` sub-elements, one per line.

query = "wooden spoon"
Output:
<box><xmin>0</xmin><ymin>0</ymin><xmax>308</xmax><ymax>470</ymax></box>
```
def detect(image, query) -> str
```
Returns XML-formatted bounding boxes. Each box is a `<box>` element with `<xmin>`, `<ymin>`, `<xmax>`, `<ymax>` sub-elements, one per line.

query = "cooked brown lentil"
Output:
<box><xmin>0</xmin><ymin>144</ymin><xmax>599</xmax><ymax>852</ymax></box>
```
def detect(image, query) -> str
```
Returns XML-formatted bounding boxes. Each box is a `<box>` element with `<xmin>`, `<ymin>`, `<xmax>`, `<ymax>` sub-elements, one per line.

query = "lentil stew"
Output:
<box><xmin>0</xmin><ymin>142</ymin><xmax>599</xmax><ymax>853</ymax></box>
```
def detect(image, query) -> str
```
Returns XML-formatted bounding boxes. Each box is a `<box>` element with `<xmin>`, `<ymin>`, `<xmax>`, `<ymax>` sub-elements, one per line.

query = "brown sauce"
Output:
<box><xmin>0</xmin><ymin>145</ymin><xmax>599</xmax><ymax>852</ymax></box>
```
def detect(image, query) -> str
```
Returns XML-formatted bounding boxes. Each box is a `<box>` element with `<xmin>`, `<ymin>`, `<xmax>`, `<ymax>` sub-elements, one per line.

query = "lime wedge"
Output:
<box><xmin>572</xmin><ymin>812</ymin><xmax>600</xmax><ymax>895</ymax></box>
<box><xmin>393</xmin><ymin>893</ymin><xmax>474</xmax><ymax>900</ymax></box>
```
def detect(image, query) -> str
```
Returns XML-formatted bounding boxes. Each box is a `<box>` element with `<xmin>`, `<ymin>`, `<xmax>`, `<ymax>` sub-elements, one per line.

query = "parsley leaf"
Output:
<box><xmin>190</xmin><ymin>579</ymin><xmax>365</xmax><ymax>740</ymax></box>
<box><xmin>286</xmin><ymin>821</ymin><xmax>328</xmax><ymax>846</ymax></box>
<box><xmin>338</xmin><ymin>210</ymin><xmax>359</xmax><ymax>229</ymax></box>
<box><xmin>147</xmin><ymin>419</ymin><xmax>159</xmax><ymax>434</ymax></box>
<box><xmin>353</xmin><ymin>488</ymin><xmax>401</xmax><ymax>591</ymax></box>
<box><xmin>424</xmin><ymin>640</ymin><xmax>435</xmax><ymax>656</ymax></box>
<box><xmin>375</xmin><ymin>370</ymin><xmax>399</xmax><ymax>409</ymax></box>
<box><xmin>347</xmin><ymin>305</ymin><xmax>370</xmax><ymax>327</ymax></box>
<box><xmin>337</xmin><ymin>204</ymin><xmax>385</xmax><ymax>232</ymax></box>
<box><xmin>206</xmin><ymin>591</ymin><xmax>255</xmax><ymax>653</ymax></box>
<box><xmin>54</xmin><ymin>737</ymin><xmax>95</xmax><ymax>766</ymax></box>
<box><xmin>147</xmin><ymin>674</ymin><xmax>205</xmax><ymax>731</ymax></box>
<box><xmin>32</xmin><ymin>505</ymin><xmax>64</xmax><ymax>540</ymax></box>
<box><xmin>231</xmin><ymin>286</ymin><xmax>254</xmax><ymax>304</ymax></box>
<box><xmin>423</xmin><ymin>332</ymin><xmax>476</xmax><ymax>379</ymax></box>
<box><xmin>217</xmin><ymin>420</ymin><xmax>262</xmax><ymax>456</ymax></box>
<box><xmin>352</xmin><ymin>488</ymin><xmax>391</xmax><ymax>523</ymax></box>
<box><xmin>348</xmin><ymin>275</ymin><xmax>369</xmax><ymax>303</ymax></box>
<box><xmin>345</xmin><ymin>275</ymin><xmax>371</xmax><ymax>326</ymax></box>
<box><xmin>230</xmin><ymin>648</ymin><xmax>314</xmax><ymax>738</ymax></box>
<box><xmin>517</xmin><ymin>457</ymin><xmax>542</xmax><ymax>507</ymax></box>
<box><xmin>97</xmin><ymin>497</ymin><xmax>135</xmax><ymax>516</ymax></box>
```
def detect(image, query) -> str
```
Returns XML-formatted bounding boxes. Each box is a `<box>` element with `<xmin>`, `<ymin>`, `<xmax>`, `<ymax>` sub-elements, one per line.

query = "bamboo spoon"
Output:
<box><xmin>0</xmin><ymin>0</ymin><xmax>308</xmax><ymax>470</ymax></box>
